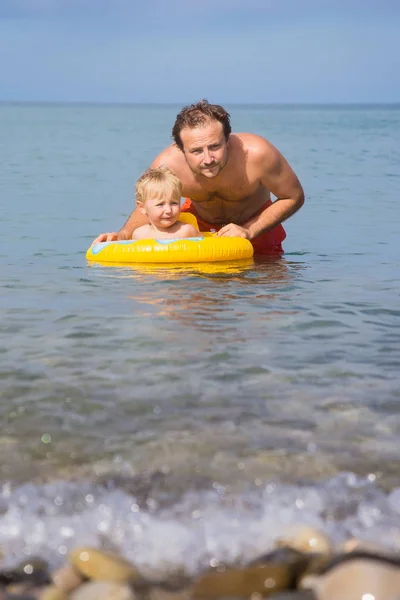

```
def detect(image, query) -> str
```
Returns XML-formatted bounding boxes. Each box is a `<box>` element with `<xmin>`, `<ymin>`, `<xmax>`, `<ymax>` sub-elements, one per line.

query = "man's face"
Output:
<box><xmin>180</xmin><ymin>120</ymin><xmax>229</xmax><ymax>179</ymax></box>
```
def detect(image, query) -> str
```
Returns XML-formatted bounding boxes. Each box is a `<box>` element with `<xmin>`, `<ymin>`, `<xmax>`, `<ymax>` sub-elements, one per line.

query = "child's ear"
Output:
<box><xmin>137</xmin><ymin>201</ymin><xmax>146</xmax><ymax>215</ymax></box>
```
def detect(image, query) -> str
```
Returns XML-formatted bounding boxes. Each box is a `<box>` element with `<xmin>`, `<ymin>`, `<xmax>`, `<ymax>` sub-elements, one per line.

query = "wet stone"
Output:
<box><xmin>251</xmin><ymin>548</ymin><xmax>309</xmax><ymax>567</ymax></box>
<box><xmin>5</xmin><ymin>595</ymin><xmax>38</xmax><ymax>600</ymax></box>
<box><xmin>147</xmin><ymin>587</ymin><xmax>194</xmax><ymax>600</ymax></box>
<box><xmin>51</xmin><ymin>564</ymin><xmax>83</xmax><ymax>593</ymax></box>
<box><xmin>69</xmin><ymin>548</ymin><xmax>142</xmax><ymax>584</ymax></box>
<box><xmin>70</xmin><ymin>581</ymin><xmax>136</xmax><ymax>600</ymax></box>
<box><xmin>268</xmin><ymin>594</ymin><xmax>315</xmax><ymax>600</ymax></box>
<box><xmin>250</xmin><ymin>548</ymin><xmax>311</xmax><ymax>586</ymax></box>
<box><xmin>341</xmin><ymin>537</ymin><xmax>400</xmax><ymax>555</ymax></box>
<box><xmin>0</xmin><ymin>560</ymin><xmax>50</xmax><ymax>586</ymax></box>
<box><xmin>305</xmin><ymin>549</ymin><xmax>400</xmax><ymax>575</ymax></box>
<box><xmin>192</xmin><ymin>562</ymin><xmax>294</xmax><ymax>598</ymax></box>
<box><xmin>5</xmin><ymin>588</ymin><xmax>41</xmax><ymax>600</ymax></box>
<box><xmin>269</xmin><ymin>592</ymin><xmax>317</xmax><ymax>599</ymax></box>
<box><xmin>274</xmin><ymin>527</ymin><xmax>332</xmax><ymax>556</ymax></box>
<box><xmin>38</xmin><ymin>586</ymin><xmax>67</xmax><ymax>600</ymax></box>
<box><xmin>6</xmin><ymin>584</ymin><xmax>45</xmax><ymax>600</ymax></box>
<box><xmin>5</xmin><ymin>585</ymin><xmax>35</xmax><ymax>596</ymax></box>
<box><xmin>191</xmin><ymin>548</ymin><xmax>312</xmax><ymax>599</ymax></box>
<box><xmin>300</xmin><ymin>555</ymin><xmax>400</xmax><ymax>600</ymax></box>
<box><xmin>295</xmin><ymin>553</ymin><xmax>333</xmax><ymax>583</ymax></box>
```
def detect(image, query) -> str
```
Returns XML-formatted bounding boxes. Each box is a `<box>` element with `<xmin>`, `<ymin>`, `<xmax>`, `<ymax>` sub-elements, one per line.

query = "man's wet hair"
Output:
<box><xmin>172</xmin><ymin>100</ymin><xmax>231</xmax><ymax>151</ymax></box>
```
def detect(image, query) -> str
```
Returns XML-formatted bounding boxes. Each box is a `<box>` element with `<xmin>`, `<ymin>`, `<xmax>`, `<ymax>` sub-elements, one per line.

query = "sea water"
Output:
<box><xmin>0</xmin><ymin>103</ymin><xmax>399</xmax><ymax>575</ymax></box>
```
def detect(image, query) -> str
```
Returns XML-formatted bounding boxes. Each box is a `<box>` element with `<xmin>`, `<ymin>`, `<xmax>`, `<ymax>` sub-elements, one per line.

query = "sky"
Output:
<box><xmin>1</xmin><ymin>0</ymin><xmax>400</xmax><ymax>104</ymax></box>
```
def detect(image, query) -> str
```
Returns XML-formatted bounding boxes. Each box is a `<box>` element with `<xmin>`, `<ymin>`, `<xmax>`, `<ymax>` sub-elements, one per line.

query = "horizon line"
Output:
<box><xmin>1</xmin><ymin>100</ymin><xmax>400</xmax><ymax>108</ymax></box>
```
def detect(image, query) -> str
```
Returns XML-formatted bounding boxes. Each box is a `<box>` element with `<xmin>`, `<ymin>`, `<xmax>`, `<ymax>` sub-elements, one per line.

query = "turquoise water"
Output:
<box><xmin>0</xmin><ymin>103</ymin><xmax>400</xmax><ymax>573</ymax></box>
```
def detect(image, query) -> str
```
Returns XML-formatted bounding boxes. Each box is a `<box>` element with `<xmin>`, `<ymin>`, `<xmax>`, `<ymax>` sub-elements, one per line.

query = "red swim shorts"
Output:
<box><xmin>180</xmin><ymin>198</ymin><xmax>286</xmax><ymax>255</ymax></box>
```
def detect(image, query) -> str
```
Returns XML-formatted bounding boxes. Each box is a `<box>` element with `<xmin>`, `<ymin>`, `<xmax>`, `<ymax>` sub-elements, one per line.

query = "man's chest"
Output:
<box><xmin>182</xmin><ymin>177</ymin><xmax>261</xmax><ymax>203</ymax></box>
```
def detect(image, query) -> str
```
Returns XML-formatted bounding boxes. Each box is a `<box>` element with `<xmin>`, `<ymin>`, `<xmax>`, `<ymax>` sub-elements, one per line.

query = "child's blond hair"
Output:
<box><xmin>135</xmin><ymin>166</ymin><xmax>182</xmax><ymax>205</ymax></box>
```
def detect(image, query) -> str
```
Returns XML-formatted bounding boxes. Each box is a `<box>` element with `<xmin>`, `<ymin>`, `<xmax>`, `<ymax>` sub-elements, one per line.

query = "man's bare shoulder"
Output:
<box><xmin>235</xmin><ymin>132</ymin><xmax>278</xmax><ymax>160</ymax></box>
<box><xmin>151</xmin><ymin>144</ymin><xmax>186</xmax><ymax>173</ymax></box>
<box><xmin>233</xmin><ymin>133</ymin><xmax>284</xmax><ymax>178</ymax></box>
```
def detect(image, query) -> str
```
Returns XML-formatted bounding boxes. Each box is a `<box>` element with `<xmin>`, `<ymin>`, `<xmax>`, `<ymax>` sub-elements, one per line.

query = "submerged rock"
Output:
<box><xmin>69</xmin><ymin>582</ymin><xmax>135</xmax><ymax>600</ymax></box>
<box><xmin>191</xmin><ymin>549</ymin><xmax>309</xmax><ymax>598</ymax></box>
<box><xmin>301</xmin><ymin>552</ymin><xmax>400</xmax><ymax>600</ymax></box>
<box><xmin>68</xmin><ymin>549</ymin><xmax>141</xmax><ymax>584</ymax></box>
<box><xmin>274</xmin><ymin>526</ymin><xmax>332</xmax><ymax>556</ymax></box>
<box><xmin>51</xmin><ymin>565</ymin><xmax>83</xmax><ymax>593</ymax></box>
<box><xmin>341</xmin><ymin>537</ymin><xmax>400</xmax><ymax>555</ymax></box>
<box><xmin>39</xmin><ymin>585</ymin><xmax>68</xmax><ymax>600</ymax></box>
<box><xmin>192</xmin><ymin>563</ymin><xmax>291</xmax><ymax>598</ymax></box>
<box><xmin>0</xmin><ymin>559</ymin><xmax>50</xmax><ymax>586</ymax></box>
<box><xmin>147</xmin><ymin>586</ymin><xmax>194</xmax><ymax>600</ymax></box>
<box><xmin>269</xmin><ymin>592</ymin><xmax>317</xmax><ymax>600</ymax></box>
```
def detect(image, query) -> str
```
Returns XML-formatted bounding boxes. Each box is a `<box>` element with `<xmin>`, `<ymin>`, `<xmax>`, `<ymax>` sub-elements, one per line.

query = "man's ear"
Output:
<box><xmin>137</xmin><ymin>201</ymin><xmax>146</xmax><ymax>215</ymax></box>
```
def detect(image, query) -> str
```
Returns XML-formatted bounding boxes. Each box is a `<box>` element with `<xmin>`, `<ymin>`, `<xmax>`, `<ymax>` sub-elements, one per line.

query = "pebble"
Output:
<box><xmin>301</xmin><ymin>555</ymin><xmax>400</xmax><ymax>600</ymax></box>
<box><xmin>192</xmin><ymin>562</ymin><xmax>294</xmax><ymax>598</ymax></box>
<box><xmin>69</xmin><ymin>582</ymin><xmax>135</xmax><ymax>600</ymax></box>
<box><xmin>6</xmin><ymin>584</ymin><xmax>38</xmax><ymax>596</ymax></box>
<box><xmin>148</xmin><ymin>586</ymin><xmax>194</xmax><ymax>600</ymax></box>
<box><xmin>341</xmin><ymin>537</ymin><xmax>399</xmax><ymax>555</ymax></box>
<box><xmin>269</xmin><ymin>593</ymin><xmax>316</xmax><ymax>599</ymax></box>
<box><xmin>51</xmin><ymin>565</ymin><xmax>83</xmax><ymax>593</ymax></box>
<box><xmin>39</xmin><ymin>585</ymin><xmax>68</xmax><ymax>600</ymax></box>
<box><xmin>275</xmin><ymin>526</ymin><xmax>332</xmax><ymax>556</ymax></box>
<box><xmin>1</xmin><ymin>527</ymin><xmax>400</xmax><ymax>600</ymax></box>
<box><xmin>0</xmin><ymin>559</ymin><xmax>50</xmax><ymax>586</ymax></box>
<box><xmin>68</xmin><ymin>549</ymin><xmax>141</xmax><ymax>584</ymax></box>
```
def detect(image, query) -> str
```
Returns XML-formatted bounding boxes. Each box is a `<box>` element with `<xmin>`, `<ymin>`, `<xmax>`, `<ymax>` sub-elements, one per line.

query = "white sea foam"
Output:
<box><xmin>0</xmin><ymin>473</ymin><xmax>399</xmax><ymax>578</ymax></box>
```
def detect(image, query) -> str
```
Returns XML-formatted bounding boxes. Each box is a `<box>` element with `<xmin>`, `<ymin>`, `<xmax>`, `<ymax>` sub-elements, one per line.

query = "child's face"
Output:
<box><xmin>140</xmin><ymin>192</ymin><xmax>180</xmax><ymax>229</ymax></box>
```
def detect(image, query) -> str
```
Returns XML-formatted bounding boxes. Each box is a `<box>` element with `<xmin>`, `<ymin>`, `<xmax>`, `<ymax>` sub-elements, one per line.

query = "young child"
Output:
<box><xmin>132</xmin><ymin>166</ymin><xmax>200</xmax><ymax>240</ymax></box>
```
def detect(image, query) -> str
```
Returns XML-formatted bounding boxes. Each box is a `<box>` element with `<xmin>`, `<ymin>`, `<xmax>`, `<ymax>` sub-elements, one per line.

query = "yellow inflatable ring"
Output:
<box><xmin>86</xmin><ymin>213</ymin><xmax>253</xmax><ymax>264</ymax></box>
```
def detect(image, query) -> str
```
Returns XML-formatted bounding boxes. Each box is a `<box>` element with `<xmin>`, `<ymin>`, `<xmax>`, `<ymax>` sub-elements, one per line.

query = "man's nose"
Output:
<box><xmin>203</xmin><ymin>149</ymin><xmax>212</xmax><ymax>163</ymax></box>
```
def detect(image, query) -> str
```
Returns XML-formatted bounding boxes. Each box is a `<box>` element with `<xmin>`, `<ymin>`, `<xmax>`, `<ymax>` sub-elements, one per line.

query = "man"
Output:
<box><xmin>93</xmin><ymin>100</ymin><xmax>304</xmax><ymax>254</ymax></box>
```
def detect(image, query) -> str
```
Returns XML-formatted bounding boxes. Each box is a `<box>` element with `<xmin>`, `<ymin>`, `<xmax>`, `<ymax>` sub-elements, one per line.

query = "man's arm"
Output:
<box><xmin>217</xmin><ymin>141</ymin><xmax>304</xmax><ymax>240</ymax></box>
<box><xmin>118</xmin><ymin>208</ymin><xmax>150</xmax><ymax>239</ymax></box>
<box><xmin>92</xmin><ymin>208</ymin><xmax>149</xmax><ymax>244</ymax></box>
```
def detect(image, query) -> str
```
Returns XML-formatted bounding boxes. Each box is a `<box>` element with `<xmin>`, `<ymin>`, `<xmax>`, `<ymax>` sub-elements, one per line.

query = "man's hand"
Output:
<box><xmin>92</xmin><ymin>232</ymin><xmax>119</xmax><ymax>244</ymax></box>
<box><xmin>216</xmin><ymin>223</ymin><xmax>251</xmax><ymax>239</ymax></box>
<box><xmin>92</xmin><ymin>231</ymin><xmax>131</xmax><ymax>244</ymax></box>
